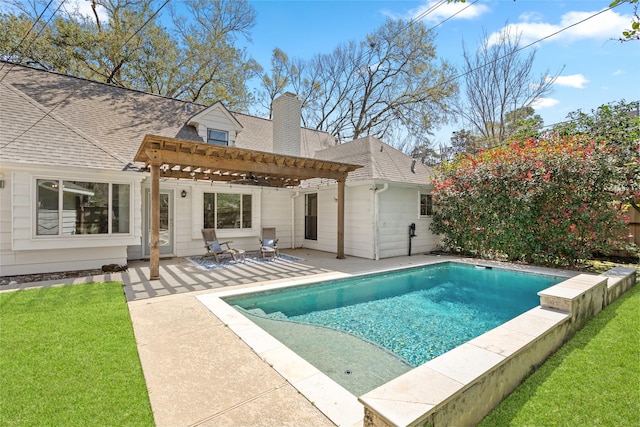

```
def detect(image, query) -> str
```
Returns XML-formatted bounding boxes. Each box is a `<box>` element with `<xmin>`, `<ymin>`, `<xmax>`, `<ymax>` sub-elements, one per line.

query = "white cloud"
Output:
<box><xmin>613</xmin><ymin>69</ymin><xmax>625</xmax><ymax>76</ymax></box>
<box><xmin>487</xmin><ymin>8</ymin><xmax>631</xmax><ymax>46</ymax></box>
<box><xmin>384</xmin><ymin>0</ymin><xmax>490</xmax><ymax>23</ymax></box>
<box><xmin>519</xmin><ymin>11</ymin><xmax>545</xmax><ymax>23</ymax></box>
<box><xmin>531</xmin><ymin>98</ymin><xmax>559</xmax><ymax>109</ymax></box>
<box><xmin>550</xmin><ymin>74</ymin><xmax>590</xmax><ymax>89</ymax></box>
<box><xmin>67</xmin><ymin>0</ymin><xmax>109</xmax><ymax>23</ymax></box>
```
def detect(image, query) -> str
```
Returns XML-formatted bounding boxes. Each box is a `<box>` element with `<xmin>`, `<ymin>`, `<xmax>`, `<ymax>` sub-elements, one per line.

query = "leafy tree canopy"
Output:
<box><xmin>550</xmin><ymin>100</ymin><xmax>640</xmax><ymax>208</ymax></box>
<box><xmin>0</xmin><ymin>0</ymin><xmax>258</xmax><ymax>110</ymax></box>
<box><xmin>255</xmin><ymin>19</ymin><xmax>459</xmax><ymax>152</ymax></box>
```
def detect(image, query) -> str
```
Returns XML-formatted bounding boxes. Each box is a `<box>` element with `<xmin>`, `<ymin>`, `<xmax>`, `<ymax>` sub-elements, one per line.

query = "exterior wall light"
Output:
<box><xmin>181</xmin><ymin>189</ymin><xmax>187</xmax><ymax>198</ymax></box>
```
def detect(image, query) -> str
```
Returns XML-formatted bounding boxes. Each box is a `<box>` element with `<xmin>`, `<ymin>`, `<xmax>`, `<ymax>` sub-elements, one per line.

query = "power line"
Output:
<box><xmin>0</xmin><ymin>0</ymin><xmax>171</xmax><ymax>150</ymax></box>
<box><xmin>434</xmin><ymin>2</ymin><xmax>624</xmax><ymax>139</ymax></box>
<box><xmin>426</xmin><ymin>0</ymin><xmax>480</xmax><ymax>32</ymax></box>
<box><xmin>0</xmin><ymin>0</ymin><xmax>59</xmax><ymax>75</ymax></box>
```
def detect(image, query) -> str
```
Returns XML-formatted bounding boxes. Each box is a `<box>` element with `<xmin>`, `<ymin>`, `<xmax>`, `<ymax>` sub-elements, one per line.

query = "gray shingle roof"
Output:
<box><xmin>1</xmin><ymin>62</ymin><xmax>430</xmax><ymax>186</ymax></box>
<box><xmin>0</xmin><ymin>78</ymin><xmax>129</xmax><ymax>170</ymax></box>
<box><xmin>0</xmin><ymin>62</ymin><xmax>335</xmax><ymax>171</ymax></box>
<box><xmin>314</xmin><ymin>136</ymin><xmax>433</xmax><ymax>185</ymax></box>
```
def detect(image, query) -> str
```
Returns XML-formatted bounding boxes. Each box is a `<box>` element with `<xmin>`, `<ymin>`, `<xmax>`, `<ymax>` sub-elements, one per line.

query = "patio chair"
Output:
<box><xmin>201</xmin><ymin>228</ymin><xmax>246</xmax><ymax>263</ymax></box>
<box><xmin>259</xmin><ymin>227</ymin><xmax>279</xmax><ymax>260</ymax></box>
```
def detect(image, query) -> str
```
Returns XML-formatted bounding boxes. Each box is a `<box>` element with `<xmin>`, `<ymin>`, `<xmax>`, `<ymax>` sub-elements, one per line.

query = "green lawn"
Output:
<box><xmin>480</xmin><ymin>282</ymin><xmax>640</xmax><ymax>426</ymax></box>
<box><xmin>1</xmin><ymin>279</ymin><xmax>637</xmax><ymax>427</ymax></box>
<box><xmin>0</xmin><ymin>283</ymin><xmax>154</xmax><ymax>427</ymax></box>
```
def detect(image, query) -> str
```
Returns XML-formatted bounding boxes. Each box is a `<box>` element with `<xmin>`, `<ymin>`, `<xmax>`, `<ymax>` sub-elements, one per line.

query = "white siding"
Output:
<box><xmin>377</xmin><ymin>185</ymin><xmax>440</xmax><ymax>258</ymax></box>
<box><xmin>344</xmin><ymin>185</ymin><xmax>375</xmax><ymax>259</ymax></box>
<box><xmin>1</xmin><ymin>165</ymin><xmax>142</xmax><ymax>276</ymax></box>
<box><xmin>1</xmin><ymin>246</ymin><xmax>128</xmax><ymax>276</ymax></box>
<box><xmin>192</xmin><ymin>106</ymin><xmax>240</xmax><ymax>146</ymax></box>
<box><xmin>260</xmin><ymin>188</ymin><xmax>293</xmax><ymax>249</ymax></box>
<box><xmin>294</xmin><ymin>184</ymin><xmax>374</xmax><ymax>259</ymax></box>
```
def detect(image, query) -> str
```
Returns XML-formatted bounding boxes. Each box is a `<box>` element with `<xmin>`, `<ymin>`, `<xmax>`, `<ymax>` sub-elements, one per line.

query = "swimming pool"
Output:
<box><xmin>223</xmin><ymin>262</ymin><xmax>563</xmax><ymax>395</ymax></box>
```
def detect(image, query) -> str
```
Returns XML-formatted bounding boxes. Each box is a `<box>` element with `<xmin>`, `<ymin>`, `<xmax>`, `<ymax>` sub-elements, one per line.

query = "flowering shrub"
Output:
<box><xmin>430</xmin><ymin>136</ymin><xmax>630</xmax><ymax>266</ymax></box>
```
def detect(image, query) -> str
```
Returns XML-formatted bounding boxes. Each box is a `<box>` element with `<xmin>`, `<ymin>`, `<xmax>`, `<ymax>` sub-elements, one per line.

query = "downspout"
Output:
<box><xmin>290</xmin><ymin>190</ymin><xmax>301</xmax><ymax>249</ymax></box>
<box><xmin>373</xmin><ymin>183</ymin><xmax>389</xmax><ymax>260</ymax></box>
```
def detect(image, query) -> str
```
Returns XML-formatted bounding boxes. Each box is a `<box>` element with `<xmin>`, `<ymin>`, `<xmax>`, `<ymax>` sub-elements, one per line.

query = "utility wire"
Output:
<box><xmin>0</xmin><ymin>0</ymin><xmax>59</xmax><ymax>75</ymax></box>
<box><xmin>443</xmin><ymin>3</ymin><xmax>623</xmax><ymax>138</ymax></box>
<box><xmin>0</xmin><ymin>0</ymin><xmax>171</xmax><ymax>150</ymax></box>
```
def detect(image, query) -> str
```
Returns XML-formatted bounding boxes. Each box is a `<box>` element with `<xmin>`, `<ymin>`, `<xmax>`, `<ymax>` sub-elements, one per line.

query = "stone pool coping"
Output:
<box><xmin>197</xmin><ymin>271</ymin><xmax>363</xmax><ymax>427</ymax></box>
<box><xmin>360</xmin><ymin>266</ymin><xmax>637</xmax><ymax>426</ymax></box>
<box><xmin>196</xmin><ymin>260</ymin><xmax>636</xmax><ymax>427</ymax></box>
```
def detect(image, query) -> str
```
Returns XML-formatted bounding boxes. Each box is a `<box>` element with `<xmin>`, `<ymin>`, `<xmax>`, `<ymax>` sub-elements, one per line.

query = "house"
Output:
<box><xmin>0</xmin><ymin>62</ymin><xmax>440</xmax><ymax>277</ymax></box>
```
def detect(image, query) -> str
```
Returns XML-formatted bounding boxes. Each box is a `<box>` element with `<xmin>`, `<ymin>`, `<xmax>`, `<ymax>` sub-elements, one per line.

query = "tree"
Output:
<box><xmin>550</xmin><ymin>100</ymin><xmax>640</xmax><ymax>209</ymax></box>
<box><xmin>610</xmin><ymin>0</ymin><xmax>640</xmax><ymax>41</ymax></box>
<box><xmin>257</xmin><ymin>19</ymin><xmax>458</xmax><ymax>151</ymax></box>
<box><xmin>252</xmin><ymin>48</ymin><xmax>292</xmax><ymax>118</ymax></box>
<box><xmin>410</xmin><ymin>140</ymin><xmax>454</xmax><ymax>166</ymax></box>
<box><xmin>504</xmin><ymin>106</ymin><xmax>544</xmax><ymax>141</ymax></box>
<box><xmin>0</xmin><ymin>0</ymin><xmax>258</xmax><ymax>110</ymax></box>
<box><xmin>430</xmin><ymin>137</ymin><xmax>631</xmax><ymax>266</ymax></box>
<box><xmin>455</xmin><ymin>27</ymin><xmax>559</xmax><ymax>147</ymax></box>
<box><xmin>449</xmin><ymin>129</ymin><xmax>482</xmax><ymax>156</ymax></box>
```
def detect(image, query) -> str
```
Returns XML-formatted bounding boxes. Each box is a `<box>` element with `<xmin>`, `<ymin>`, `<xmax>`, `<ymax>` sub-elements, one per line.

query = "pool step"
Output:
<box><xmin>244</xmin><ymin>307</ymin><xmax>288</xmax><ymax>320</ymax></box>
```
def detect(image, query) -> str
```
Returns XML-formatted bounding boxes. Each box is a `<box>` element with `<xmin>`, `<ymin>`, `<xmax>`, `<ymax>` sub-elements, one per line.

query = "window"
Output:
<box><xmin>305</xmin><ymin>193</ymin><xmax>317</xmax><ymax>240</ymax></box>
<box><xmin>203</xmin><ymin>192</ymin><xmax>252</xmax><ymax>229</ymax></box>
<box><xmin>36</xmin><ymin>179</ymin><xmax>130</xmax><ymax>236</ymax></box>
<box><xmin>207</xmin><ymin>129</ymin><xmax>228</xmax><ymax>146</ymax></box>
<box><xmin>420</xmin><ymin>193</ymin><xmax>433</xmax><ymax>216</ymax></box>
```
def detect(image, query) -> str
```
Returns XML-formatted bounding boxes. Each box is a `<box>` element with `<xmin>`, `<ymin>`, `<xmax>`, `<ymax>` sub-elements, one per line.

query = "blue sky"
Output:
<box><xmin>65</xmin><ymin>0</ymin><xmax>640</xmax><ymax>144</ymax></box>
<box><xmin>243</xmin><ymin>0</ymin><xmax>639</xmax><ymax>144</ymax></box>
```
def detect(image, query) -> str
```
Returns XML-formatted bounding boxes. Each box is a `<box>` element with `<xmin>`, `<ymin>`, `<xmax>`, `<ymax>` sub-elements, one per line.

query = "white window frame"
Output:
<box><xmin>203</xmin><ymin>191</ymin><xmax>252</xmax><ymax>230</ymax></box>
<box><xmin>207</xmin><ymin>129</ymin><xmax>229</xmax><ymax>146</ymax></box>
<box><xmin>34</xmin><ymin>177</ymin><xmax>133</xmax><ymax>238</ymax></box>
<box><xmin>420</xmin><ymin>193</ymin><xmax>433</xmax><ymax>217</ymax></box>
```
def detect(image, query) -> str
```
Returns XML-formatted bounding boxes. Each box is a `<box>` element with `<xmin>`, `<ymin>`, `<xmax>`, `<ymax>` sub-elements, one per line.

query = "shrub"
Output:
<box><xmin>430</xmin><ymin>136</ymin><xmax>630</xmax><ymax>266</ymax></box>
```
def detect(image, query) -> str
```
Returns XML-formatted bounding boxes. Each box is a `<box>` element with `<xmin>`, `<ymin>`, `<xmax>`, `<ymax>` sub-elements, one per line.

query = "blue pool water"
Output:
<box><xmin>225</xmin><ymin>262</ymin><xmax>563</xmax><ymax>394</ymax></box>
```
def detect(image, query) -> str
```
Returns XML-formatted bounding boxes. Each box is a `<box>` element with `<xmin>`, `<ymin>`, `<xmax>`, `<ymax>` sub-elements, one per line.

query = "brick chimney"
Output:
<box><xmin>272</xmin><ymin>92</ymin><xmax>302</xmax><ymax>156</ymax></box>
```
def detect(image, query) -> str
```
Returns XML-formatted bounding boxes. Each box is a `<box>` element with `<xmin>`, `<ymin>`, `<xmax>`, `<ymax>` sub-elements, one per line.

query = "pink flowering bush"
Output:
<box><xmin>430</xmin><ymin>137</ymin><xmax>631</xmax><ymax>266</ymax></box>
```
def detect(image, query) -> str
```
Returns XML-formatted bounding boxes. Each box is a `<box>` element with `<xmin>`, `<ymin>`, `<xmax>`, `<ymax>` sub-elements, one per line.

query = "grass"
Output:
<box><xmin>0</xmin><ymin>283</ymin><xmax>154</xmax><ymax>427</ymax></box>
<box><xmin>479</xmin><ymin>282</ymin><xmax>640</xmax><ymax>426</ymax></box>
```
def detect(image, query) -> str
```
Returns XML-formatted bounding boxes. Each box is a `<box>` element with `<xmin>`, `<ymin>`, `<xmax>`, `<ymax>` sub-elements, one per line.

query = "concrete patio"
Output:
<box><xmin>123</xmin><ymin>250</ymin><xmax>454</xmax><ymax>427</ymax></box>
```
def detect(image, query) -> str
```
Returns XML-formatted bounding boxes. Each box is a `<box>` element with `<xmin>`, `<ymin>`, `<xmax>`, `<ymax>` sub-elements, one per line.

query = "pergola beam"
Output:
<box><xmin>134</xmin><ymin>134</ymin><xmax>362</xmax><ymax>280</ymax></box>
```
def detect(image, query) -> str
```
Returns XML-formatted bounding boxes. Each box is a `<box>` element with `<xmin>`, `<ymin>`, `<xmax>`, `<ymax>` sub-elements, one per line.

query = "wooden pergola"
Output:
<box><xmin>134</xmin><ymin>134</ymin><xmax>362</xmax><ymax>280</ymax></box>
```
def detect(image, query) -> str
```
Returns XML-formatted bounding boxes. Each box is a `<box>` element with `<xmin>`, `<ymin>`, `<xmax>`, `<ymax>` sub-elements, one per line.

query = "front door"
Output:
<box><xmin>144</xmin><ymin>189</ymin><xmax>174</xmax><ymax>256</ymax></box>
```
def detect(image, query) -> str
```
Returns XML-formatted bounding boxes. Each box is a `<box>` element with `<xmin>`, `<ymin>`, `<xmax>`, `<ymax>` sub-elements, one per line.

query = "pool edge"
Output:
<box><xmin>359</xmin><ymin>267</ymin><xmax>637</xmax><ymax>427</ymax></box>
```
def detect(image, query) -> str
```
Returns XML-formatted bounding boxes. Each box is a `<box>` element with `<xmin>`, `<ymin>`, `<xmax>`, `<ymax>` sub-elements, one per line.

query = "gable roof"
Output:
<box><xmin>0</xmin><ymin>62</ymin><xmax>336</xmax><ymax>171</ymax></box>
<box><xmin>188</xmin><ymin>101</ymin><xmax>243</xmax><ymax>130</ymax></box>
<box><xmin>0</xmin><ymin>79</ymin><xmax>130</xmax><ymax>170</ymax></box>
<box><xmin>314</xmin><ymin>136</ymin><xmax>433</xmax><ymax>185</ymax></box>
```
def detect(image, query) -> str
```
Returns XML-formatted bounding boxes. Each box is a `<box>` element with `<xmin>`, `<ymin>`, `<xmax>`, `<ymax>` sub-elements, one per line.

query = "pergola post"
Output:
<box><xmin>337</xmin><ymin>176</ymin><xmax>346</xmax><ymax>259</ymax></box>
<box><xmin>134</xmin><ymin>136</ymin><xmax>362</xmax><ymax>278</ymax></box>
<box><xmin>149</xmin><ymin>163</ymin><xmax>160</xmax><ymax>280</ymax></box>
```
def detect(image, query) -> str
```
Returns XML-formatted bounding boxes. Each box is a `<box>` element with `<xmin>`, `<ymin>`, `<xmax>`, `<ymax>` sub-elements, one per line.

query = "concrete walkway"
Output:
<box><xmin>124</xmin><ymin>250</ymin><xmax>451</xmax><ymax>426</ymax></box>
<box><xmin>2</xmin><ymin>249</ymin><xmax>455</xmax><ymax>426</ymax></box>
